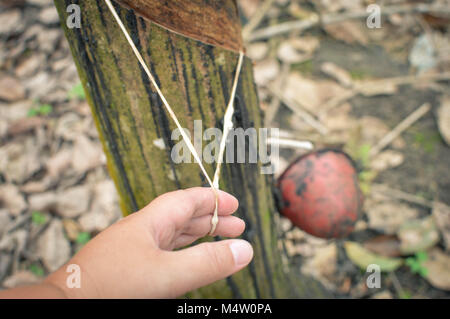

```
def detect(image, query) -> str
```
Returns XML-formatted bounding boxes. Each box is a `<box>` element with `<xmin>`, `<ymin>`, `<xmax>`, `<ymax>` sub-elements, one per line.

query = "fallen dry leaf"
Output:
<box><xmin>302</xmin><ymin>243</ymin><xmax>337</xmax><ymax>288</ymax></box>
<box><xmin>246</xmin><ymin>42</ymin><xmax>268</xmax><ymax>61</ymax></box>
<box><xmin>28</xmin><ymin>191</ymin><xmax>57</xmax><ymax>212</ymax></box>
<box><xmin>253</xmin><ymin>59</ymin><xmax>280</xmax><ymax>86</ymax></box>
<box><xmin>0</xmin><ymin>100</ymin><xmax>34</xmax><ymax>122</ymax></box>
<box><xmin>358</xmin><ymin>116</ymin><xmax>404</xmax><ymax>148</ymax></box>
<box><xmin>0</xmin><ymin>138</ymin><xmax>43</xmax><ymax>183</ymax></box>
<box><xmin>371</xmin><ymin>290</ymin><xmax>394</xmax><ymax>299</ymax></box>
<box><xmin>320</xmin><ymin>62</ymin><xmax>352</xmax><ymax>88</ymax></box>
<box><xmin>288</xmin><ymin>37</ymin><xmax>319</xmax><ymax>55</ymax></box>
<box><xmin>78</xmin><ymin>180</ymin><xmax>121</xmax><ymax>233</ymax></box>
<box><xmin>62</xmin><ymin>218</ymin><xmax>81</xmax><ymax>242</ymax></box>
<box><xmin>7</xmin><ymin>116</ymin><xmax>45</xmax><ymax>136</ymax></box>
<box><xmin>2</xmin><ymin>271</ymin><xmax>41</xmax><ymax>288</ymax></box>
<box><xmin>344</xmin><ymin>241</ymin><xmax>403</xmax><ymax>272</ymax></box>
<box><xmin>0</xmin><ymin>184</ymin><xmax>27</xmax><ymax>216</ymax></box>
<box><xmin>398</xmin><ymin>217</ymin><xmax>440</xmax><ymax>255</ymax></box>
<box><xmin>36</xmin><ymin>219</ymin><xmax>71</xmax><ymax>272</ymax></box>
<box><xmin>277</xmin><ymin>39</ymin><xmax>310</xmax><ymax>64</ymax></box>
<box><xmin>354</xmin><ymin>79</ymin><xmax>398</xmax><ymax>96</ymax></box>
<box><xmin>284</xmin><ymin>72</ymin><xmax>349</xmax><ymax>115</ymax></box>
<box><xmin>71</xmin><ymin>134</ymin><xmax>104</xmax><ymax>173</ymax></box>
<box><xmin>0</xmin><ymin>75</ymin><xmax>25</xmax><ymax>102</ymax></box>
<box><xmin>363</xmin><ymin>235</ymin><xmax>402</xmax><ymax>258</ymax></box>
<box><xmin>55</xmin><ymin>185</ymin><xmax>91</xmax><ymax>218</ymax></box>
<box><xmin>46</xmin><ymin>148</ymin><xmax>73</xmax><ymax>178</ymax></box>
<box><xmin>366</xmin><ymin>201</ymin><xmax>420</xmax><ymax>235</ymax></box>
<box><xmin>324</xmin><ymin>21</ymin><xmax>368</xmax><ymax>45</ymax></box>
<box><xmin>423</xmin><ymin>248</ymin><xmax>450</xmax><ymax>291</ymax></box>
<box><xmin>370</xmin><ymin>150</ymin><xmax>404</xmax><ymax>172</ymax></box>
<box><xmin>409</xmin><ymin>34</ymin><xmax>436</xmax><ymax>73</ymax></box>
<box><xmin>54</xmin><ymin>112</ymin><xmax>83</xmax><ymax>141</ymax></box>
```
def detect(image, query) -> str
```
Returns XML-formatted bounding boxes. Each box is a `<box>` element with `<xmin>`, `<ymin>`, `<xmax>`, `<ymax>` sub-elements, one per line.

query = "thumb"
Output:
<box><xmin>161</xmin><ymin>239</ymin><xmax>253</xmax><ymax>297</ymax></box>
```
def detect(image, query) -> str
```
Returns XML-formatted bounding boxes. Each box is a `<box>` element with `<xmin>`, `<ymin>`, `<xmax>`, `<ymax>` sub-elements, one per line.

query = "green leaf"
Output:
<box><xmin>68</xmin><ymin>83</ymin><xmax>86</xmax><ymax>100</ymax></box>
<box><xmin>399</xmin><ymin>291</ymin><xmax>412</xmax><ymax>299</ymax></box>
<box><xmin>357</xmin><ymin>143</ymin><xmax>371</xmax><ymax>167</ymax></box>
<box><xmin>344</xmin><ymin>241</ymin><xmax>403</xmax><ymax>272</ymax></box>
<box><xmin>38</xmin><ymin>104</ymin><xmax>53</xmax><ymax>115</ymax></box>
<box><xmin>29</xmin><ymin>264</ymin><xmax>45</xmax><ymax>277</ymax></box>
<box><xmin>406</xmin><ymin>252</ymin><xmax>429</xmax><ymax>277</ymax></box>
<box><xmin>27</xmin><ymin>108</ymin><xmax>38</xmax><ymax>117</ymax></box>
<box><xmin>419</xmin><ymin>267</ymin><xmax>429</xmax><ymax>277</ymax></box>
<box><xmin>31</xmin><ymin>211</ymin><xmax>47</xmax><ymax>225</ymax></box>
<box><xmin>398</xmin><ymin>217</ymin><xmax>439</xmax><ymax>255</ymax></box>
<box><xmin>76</xmin><ymin>232</ymin><xmax>91</xmax><ymax>245</ymax></box>
<box><xmin>416</xmin><ymin>251</ymin><xmax>428</xmax><ymax>262</ymax></box>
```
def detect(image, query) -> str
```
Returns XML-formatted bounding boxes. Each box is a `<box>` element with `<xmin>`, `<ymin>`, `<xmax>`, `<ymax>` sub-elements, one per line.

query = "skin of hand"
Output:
<box><xmin>0</xmin><ymin>187</ymin><xmax>253</xmax><ymax>299</ymax></box>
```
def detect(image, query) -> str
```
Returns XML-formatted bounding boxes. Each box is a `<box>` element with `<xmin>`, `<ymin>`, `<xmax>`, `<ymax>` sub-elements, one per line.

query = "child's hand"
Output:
<box><xmin>44</xmin><ymin>187</ymin><xmax>252</xmax><ymax>298</ymax></box>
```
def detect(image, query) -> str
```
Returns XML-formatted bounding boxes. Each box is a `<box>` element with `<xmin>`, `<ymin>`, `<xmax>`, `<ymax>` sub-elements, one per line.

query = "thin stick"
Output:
<box><xmin>369</xmin><ymin>103</ymin><xmax>431</xmax><ymax>157</ymax></box>
<box><xmin>371</xmin><ymin>184</ymin><xmax>433</xmax><ymax>208</ymax></box>
<box><xmin>264</xmin><ymin>62</ymin><xmax>290</xmax><ymax>127</ymax></box>
<box><xmin>210</xmin><ymin>51</ymin><xmax>244</xmax><ymax>234</ymax></box>
<box><xmin>321</xmin><ymin>72</ymin><xmax>450</xmax><ymax>116</ymax></box>
<box><xmin>389</xmin><ymin>272</ymin><xmax>407</xmax><ymax>299</ymax></box>
<box><xmin>249</xmin><ymin>4</ymin><xmax>450</xmax><ymax>41</ymax></box>
<box><xmin>267</xmin><ymin>86</ymin><xmax>329</xmax><ymax>135</ymax></box>
<box><xmin>360</xmin><ymin>72</ymin><xmax>450</xmax><ymax>87</ymax></box>
<box><xmin>242</xmin><ymin>0</ymin><xmax>276</xmax><ymax>41</ymax></box>
<box><xmin>267</xmin><ymin>137</ymin><xmax>313</xmax><ymax>150</ymax></box>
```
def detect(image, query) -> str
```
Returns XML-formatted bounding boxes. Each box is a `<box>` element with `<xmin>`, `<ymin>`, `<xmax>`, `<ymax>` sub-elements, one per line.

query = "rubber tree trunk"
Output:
<box><xmin>55</xmin><ymin>0</ymin><xmax>329</xmax><ymax>298</ymax></box>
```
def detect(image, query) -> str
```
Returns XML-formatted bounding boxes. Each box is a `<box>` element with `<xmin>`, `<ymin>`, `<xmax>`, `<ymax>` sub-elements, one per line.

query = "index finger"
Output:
<box><xmin>144</xmin><ymin>187</ymin><xmax>239</xmax><ymax>224</ymax></box>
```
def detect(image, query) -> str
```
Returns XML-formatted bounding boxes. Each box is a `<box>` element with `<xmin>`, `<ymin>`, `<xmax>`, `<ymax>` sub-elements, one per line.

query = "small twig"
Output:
<box><xmin>267</xmin><ymin>137</ymin><xmax>314</xmax><ymax>150</ymax></box>
<box><xmin>266</xmin><ymin>86</ymin><xmax>329</xmax><ymax>135</ymax></box>
<box><xmin>264</xmin><ymin>62</ymin><xmax>290</xmax><ymax>127</ymax></box>
<box><xmin>369</xmin><ymin>103</ymin><xmax>431</xmax><ymax>157</ymax></box>
<box><xmin>249</xmin><ymin>15</ymin><xmax>319</xmax><ymax>42</ymax></box>
<box><xmin>318</xmin><ymin>89</ymin><xmax>357</xmax><ymax>118</ymax></box>
<box><xmin>389</xmin><ymin>272</ymin><xmax>407</xmax><ymax>299</ymax></box>
<box><xmin>371</xmin><ymin>183</ymin><xmax>433</xmax><ymax>208</ymax></box>
<box><xmin>321</xmin><ymin>72</ymin><xmax>450</xmax><ymax>116</ymax></box>
<box><xmin>242</xmin><ymin>0</ymin><xmax>276</xmax><ymax>42</ymax></box>
<box><xmin>248</xmin><ymin>4</ymin><xmax>450</xmax><ymax>42</ymax></box>
<box><xmin>364</xmin><ymin>72</ymin><xmax>450</xmax><ymax>87</ymax></box>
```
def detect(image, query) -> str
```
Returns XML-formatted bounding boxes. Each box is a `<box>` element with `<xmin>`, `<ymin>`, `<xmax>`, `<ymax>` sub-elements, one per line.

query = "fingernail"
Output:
<box><xmin>229</xmin><ymin>240</ymin><xmax>253</xmax><ymax>267</ymax></box>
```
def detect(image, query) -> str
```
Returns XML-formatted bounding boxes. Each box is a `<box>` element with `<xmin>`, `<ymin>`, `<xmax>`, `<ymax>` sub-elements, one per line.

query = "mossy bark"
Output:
<box><xmin>55</xmin><ymin>0</ymin><xmax>329</xmax><ymax>298</ymax></box>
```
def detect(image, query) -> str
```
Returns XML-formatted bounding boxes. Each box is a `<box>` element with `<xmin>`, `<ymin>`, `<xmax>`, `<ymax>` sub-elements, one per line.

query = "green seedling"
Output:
<box><xmin>358</xmin><ymin>169</ymin><xmax>376</xmax><ymax>195</ymax></box>
<box><xmin>356</xmin><ymin>143</ymin><xmax>371</xmax><ymax>168</ymax></box>
<box><xmin>293</xmin><ymin>59</ymin><xmax>313</xmax><ymax>75</ymax></box>
<box><xmin>399</xmin><ymin>290</ymin><xmax>412</xmax><ymax>299</ymax></box>
<box><xmin>406</xmin><ymin>251</ymin><xmax>429</xmax><ymax>278</ymax></box>
<box><xmin>68</xmin><ymin>83</ymin><xmax>86</xmax><ymax>100</ymax></box>
<box><xmin>31</xmin><ymin>211</ymin><xmax>47</xmax><ymax>225</ymax></box>
<box><xmin>27</xmin><ymin>103</ymin><xmax>53</xmax><ymax>117</ymax></box>
<box><xmin>413</xmin><ymin>131</ymin><xmax>441</xmax><ymax>154</ymax></box>
<box><xmin>29</xmin><ymin>263</ymin><xmax>45</xmax><ymax>277</ymax></box>
<box><xmin>76</xmin><ymin>232</ymin><xmax>91</xmax><ymax>246</ymax></box>
<box><xmin>349</xmin><ymin>69</ymin><xmax>368</xmax><ymax>80</ymax></box>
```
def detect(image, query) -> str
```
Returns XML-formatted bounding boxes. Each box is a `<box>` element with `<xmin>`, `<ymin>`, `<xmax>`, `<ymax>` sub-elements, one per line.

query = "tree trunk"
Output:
<box><xmin>54</xmin><ymin>0</ymin><xmax>329</xmax><ymax>298</ymax></box>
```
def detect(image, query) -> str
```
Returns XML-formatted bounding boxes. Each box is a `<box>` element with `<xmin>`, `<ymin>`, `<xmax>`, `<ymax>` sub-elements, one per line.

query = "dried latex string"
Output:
<box><xmin>104</xmin><ymin>0</ymin><xmax>244</xmax><ymax>235</ymax></box>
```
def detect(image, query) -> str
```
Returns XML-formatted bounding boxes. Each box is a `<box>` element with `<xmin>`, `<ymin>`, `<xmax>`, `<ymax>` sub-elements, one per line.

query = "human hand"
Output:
<box><xmin>45</xmin><ymin>187</ymin><xmax>253</xmax><ymax>298</ymax></box>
